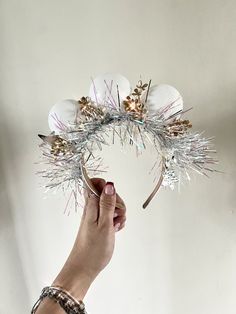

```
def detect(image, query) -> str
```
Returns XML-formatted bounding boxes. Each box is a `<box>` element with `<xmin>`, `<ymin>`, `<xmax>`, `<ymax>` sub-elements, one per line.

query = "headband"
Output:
<box><xmin>38</xmin><ymin>73</ymin><xmax>217</xmax><ymax>209</ymax></box>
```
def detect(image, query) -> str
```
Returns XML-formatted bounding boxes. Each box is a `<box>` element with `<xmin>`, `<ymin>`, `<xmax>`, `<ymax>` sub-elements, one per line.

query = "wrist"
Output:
<box><xmin>36</xmin><ymin>298</ymin><xmax>65</xmax><ymax>314</ymax></box>
<box><xmin>52</xmin><ymin>264</ymin><xmax>95</xmax><ymax>300</ymax></box>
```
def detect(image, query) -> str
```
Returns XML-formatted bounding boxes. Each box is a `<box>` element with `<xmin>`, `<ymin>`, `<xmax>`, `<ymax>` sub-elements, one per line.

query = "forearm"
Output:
<box><xmin>33</xmin><ymin>179</ymin><xmax>126</xmax><ymax>313</ymax></box>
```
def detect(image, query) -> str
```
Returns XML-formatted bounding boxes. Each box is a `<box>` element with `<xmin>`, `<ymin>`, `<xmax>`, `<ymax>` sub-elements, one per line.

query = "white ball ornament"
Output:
<box><xmin>146</xmin><ymin>84</ymin><xmax>183</xmax><ymax>119</ymax></box>
<box><xmin>48</xmin><ymin>99</ymin><xmax>78</xmax><ymax>134</ymax></box>
<box><xmin>89</xmin><ymin>73</ymin><xmax>131</xmax><ymax>106</ymax></box>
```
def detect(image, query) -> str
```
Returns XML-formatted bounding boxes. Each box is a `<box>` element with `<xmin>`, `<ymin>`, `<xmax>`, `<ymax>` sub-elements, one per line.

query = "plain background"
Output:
<box><xmin>0</xmin><ymin>1</ymin><xmax>236</xmax><ymax>313</ymax></box>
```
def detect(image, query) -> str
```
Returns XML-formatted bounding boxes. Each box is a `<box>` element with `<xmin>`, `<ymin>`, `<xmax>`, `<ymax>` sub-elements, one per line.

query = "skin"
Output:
<box><xmin>36</xmin><ymin>178</ymin><xmax>126</xmax><ymax>313</ymax></box>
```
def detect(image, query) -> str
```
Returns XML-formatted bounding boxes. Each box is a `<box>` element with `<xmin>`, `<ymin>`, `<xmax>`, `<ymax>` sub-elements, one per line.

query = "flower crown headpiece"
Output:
<box><xmin>38</xmin><ymin>73</ymin><xmax>217</xmax><ymax>209</ymax></box>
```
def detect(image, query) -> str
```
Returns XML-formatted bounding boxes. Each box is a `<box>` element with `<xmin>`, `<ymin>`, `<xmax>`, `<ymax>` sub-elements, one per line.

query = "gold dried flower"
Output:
<box><xmin>123</xmin><ymin>80</ymin><xmax>149</xmax><ymax>120</ymax></box>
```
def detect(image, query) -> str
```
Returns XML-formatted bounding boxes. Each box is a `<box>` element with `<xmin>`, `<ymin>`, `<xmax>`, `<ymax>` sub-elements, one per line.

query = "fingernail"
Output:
<box><xmin>104</xmin><ymin>182</ymin><xmax>114</xmax><ymax>195</ymax></box>
<box><xmin>115</xmin><ymin>223</ymin><xmax>120</xmax><ymax>232</ymax></box>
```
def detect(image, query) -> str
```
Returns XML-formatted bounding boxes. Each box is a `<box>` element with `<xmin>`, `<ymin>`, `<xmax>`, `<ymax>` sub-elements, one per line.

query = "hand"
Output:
<box><xmin>52</xmin><ymin>178</ymin><xmax>126</xmax><ymax>300</ymax></box>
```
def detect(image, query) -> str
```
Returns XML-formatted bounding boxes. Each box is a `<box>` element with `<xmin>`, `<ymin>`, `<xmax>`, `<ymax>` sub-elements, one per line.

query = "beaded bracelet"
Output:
<box><xmin>31</xmin><ymin>286</ymin><xmax>87</xmax><ymax>314</ymax></box>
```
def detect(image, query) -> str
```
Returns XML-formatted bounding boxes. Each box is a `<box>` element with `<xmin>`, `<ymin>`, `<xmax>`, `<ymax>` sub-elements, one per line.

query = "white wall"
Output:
<box><xmin>0</xmin><ymin>1</ymin><xmax>236</xmax><ymax>313</ymax></box>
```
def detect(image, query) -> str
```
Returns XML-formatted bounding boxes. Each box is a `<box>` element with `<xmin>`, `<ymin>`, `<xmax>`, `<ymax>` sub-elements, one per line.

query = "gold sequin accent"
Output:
<box><xmin>165</xmin><ymin>119</ymin><xmax>192</xmax><ymax>136</ymax></box>
<box><xmin>50</xmin><ymin>136</ymin><xmax>73</xmax><ymax>156</ymax></box>
<box><xmin>78</xmin><ymin>97</ymin><xmax>104</xmax><ymax>120</ymax></box>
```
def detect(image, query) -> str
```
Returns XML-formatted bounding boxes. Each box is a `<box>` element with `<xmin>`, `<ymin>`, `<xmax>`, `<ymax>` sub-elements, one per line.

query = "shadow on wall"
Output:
<box><xmin>168</xmin><ymin>85</ymin><xmax>236</xmax><ymax>313</ymax></box>
<box><xmin>0</xmin><ymin>134</ymin><xmax>30</xmax><ymax>312</ymax></box>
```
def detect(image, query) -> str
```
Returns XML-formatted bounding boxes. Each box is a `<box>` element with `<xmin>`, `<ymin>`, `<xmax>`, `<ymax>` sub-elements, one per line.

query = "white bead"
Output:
<box><xmin>146</xmin><ymin>84</ymin><xmax>183</xmax><ymax>119</ymax></box>
<box><xmin>48</xmin><ymin>99</ymin><xmax>78</xmax><ymax>134</ymax></box>
<box><xmin>89</xmin><ymin>73</ymin><xmax>131</xmax><ymax>107</ymax></box>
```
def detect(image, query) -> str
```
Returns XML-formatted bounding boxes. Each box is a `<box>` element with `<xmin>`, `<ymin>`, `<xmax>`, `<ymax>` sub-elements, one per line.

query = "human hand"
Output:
<box><xmin>52</xmin><ymin>178</ymin><xmax>126</xmax><ymax>300</ymax></box>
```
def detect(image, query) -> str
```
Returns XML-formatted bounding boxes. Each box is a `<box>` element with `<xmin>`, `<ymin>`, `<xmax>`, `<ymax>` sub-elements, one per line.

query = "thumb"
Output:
<box><xmin>99</xmin><ymin>182</ymin><xmax>116</xmax><ymax>227</ymax></box>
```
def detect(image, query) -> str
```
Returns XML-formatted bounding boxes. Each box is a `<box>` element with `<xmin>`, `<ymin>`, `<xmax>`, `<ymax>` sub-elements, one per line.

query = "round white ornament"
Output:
<box><xmin>48</xmin><ymin>99</ymin><xmax>78</xmax><ymax>134</ymax></box>
<box><xmin>146</xmin><ymin>84</ymin><xmax>183</xmax><ymax>119</ymax></box>
<box><xmin>89</xmin><ymin>73</ymin><xmax>131</xmax><ymax>106</ymax></box>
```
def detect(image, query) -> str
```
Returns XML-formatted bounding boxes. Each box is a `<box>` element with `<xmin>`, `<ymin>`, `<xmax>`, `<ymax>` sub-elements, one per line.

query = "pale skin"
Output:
<box><xmin>36</xmin><ymin>178</ymin><xmax>126</xmax><ymax>313</ymax></box>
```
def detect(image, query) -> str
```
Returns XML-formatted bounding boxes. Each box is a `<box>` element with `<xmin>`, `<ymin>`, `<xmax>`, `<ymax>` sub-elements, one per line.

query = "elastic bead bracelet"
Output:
<box><xmin>31</xmin><ymin>286</ymin><xmax>87</xmax><ymax>314</ymax></box>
